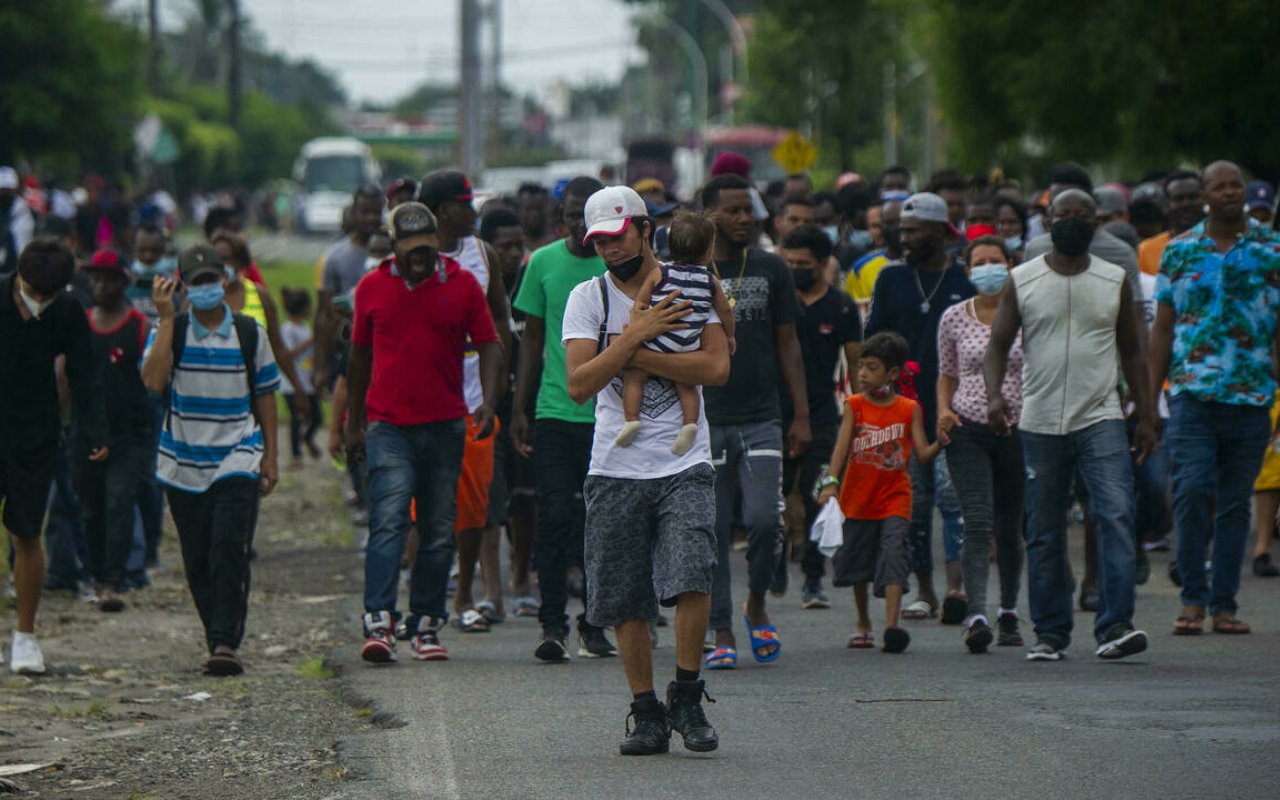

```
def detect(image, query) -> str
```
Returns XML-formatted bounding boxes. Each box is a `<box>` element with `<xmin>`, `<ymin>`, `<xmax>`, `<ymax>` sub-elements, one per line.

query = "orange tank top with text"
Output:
<box><xmin>838</xmin><ymin>394</ymin><xmax>916</xmax><ymax>521</ymax></box>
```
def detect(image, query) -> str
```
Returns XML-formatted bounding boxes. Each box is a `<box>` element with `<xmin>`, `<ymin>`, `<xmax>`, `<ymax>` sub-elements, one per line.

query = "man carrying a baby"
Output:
<box><xmin>562</xmin><ymin>185</ymin><xmax>731</xmax><ymax>756</ymax></box>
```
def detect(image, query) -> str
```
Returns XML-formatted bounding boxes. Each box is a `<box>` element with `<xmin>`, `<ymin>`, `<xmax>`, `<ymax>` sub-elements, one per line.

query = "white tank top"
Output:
<box><xmin>1013</xmin><ymin>254</ymin><xmax>1126</xmax><ymax>436</ymax></box>
<box><xmin>443</xmin><ymin>235</ymin><xmax>490</xmax><ymax>413</ymax></box>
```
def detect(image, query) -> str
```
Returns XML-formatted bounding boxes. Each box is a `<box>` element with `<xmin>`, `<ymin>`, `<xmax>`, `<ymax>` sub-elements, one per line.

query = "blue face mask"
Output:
<box><xmin>822</xmin><ymin>225</ymin><xmax>840</xmax><ymax>244</ymax></box>
<box><xmin>187</xmin><ymin>283</ymin><xmax>225</xmax><ymax>311</ymax></box>
<box><xmin>1004</xmin><ymin>236</ymin><xmax>1023</xmax><ymax>253</ymax></box>
<box><xmin>132</xmin><ymin>255</ymin><xmax>179</xmax><ymax>278</ymax></box>
<box><xmin>847</xmin><ymin>229</ymin><xmax>873</xmax><ymax>250</ymax></box>
<box><xmin>969</xmin><ymin>263</ymin><xmax>1010</xmax><ymax>296</ymax></box>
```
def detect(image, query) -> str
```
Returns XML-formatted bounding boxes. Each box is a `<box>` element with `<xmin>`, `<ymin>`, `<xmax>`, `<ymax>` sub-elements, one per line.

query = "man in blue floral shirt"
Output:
<box><xmin>1150</xmin><ymin>160</ymin><xmax>1280</xmax><ymax>637</ymax></box>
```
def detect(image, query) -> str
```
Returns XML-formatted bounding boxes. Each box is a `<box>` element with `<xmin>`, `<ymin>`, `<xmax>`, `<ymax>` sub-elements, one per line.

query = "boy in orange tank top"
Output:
<box><xmin>816</xmin><ymin>333</ymin><xmax>941</xmax><ymax>653</ymax></box>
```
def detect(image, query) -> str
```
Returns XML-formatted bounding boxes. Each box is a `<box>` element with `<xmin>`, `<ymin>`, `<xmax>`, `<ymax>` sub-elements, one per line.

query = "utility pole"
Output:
<box><xmin>227</xmin><ymin>0</ymin><xmax>242</xmax><ymax>131</ymax></box>
<box><xmin>148</xmin><ymin>0</ymin><xmax>161</xmax><ymax>92</ymax></box>
<box><xmin>487</xmin><ymin>0</ymin><xmax>502</xmax><ymax>166</ymax></box>
<box><xmin>459</xmin><ymin>0</ymin><xmax>484</xmax><ymax>178</ymax></box>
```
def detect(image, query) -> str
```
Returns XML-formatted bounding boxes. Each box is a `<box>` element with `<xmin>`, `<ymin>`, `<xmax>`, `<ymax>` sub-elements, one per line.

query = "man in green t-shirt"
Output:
<box><xmin>512</xmin><ymin>176</ymin><xmax>617</xmax><ymax>663</ymax></box>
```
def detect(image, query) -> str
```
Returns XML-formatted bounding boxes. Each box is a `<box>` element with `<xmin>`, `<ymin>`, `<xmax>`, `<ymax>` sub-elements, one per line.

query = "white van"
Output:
<box><xmin>293</xmin><ymin>137</ymin><xmax>381</xmax><ymax>234</ymax></box>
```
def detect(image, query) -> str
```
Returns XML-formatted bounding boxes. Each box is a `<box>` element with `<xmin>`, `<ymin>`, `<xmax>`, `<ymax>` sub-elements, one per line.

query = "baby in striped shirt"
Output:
<box><xmin>617</xmin><ymin>210</ymin><xmax>736</xmax><ymax>455</ymax></box>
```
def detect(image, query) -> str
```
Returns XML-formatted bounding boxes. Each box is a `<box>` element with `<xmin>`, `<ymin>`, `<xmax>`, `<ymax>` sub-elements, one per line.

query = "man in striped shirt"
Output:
<box><xmin>141</xmin><ymin>244</ymin><xmax>280</xmax><ymax>677</ymax></box>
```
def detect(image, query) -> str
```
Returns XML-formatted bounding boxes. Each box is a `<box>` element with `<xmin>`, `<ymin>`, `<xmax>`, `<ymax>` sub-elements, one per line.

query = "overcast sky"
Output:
<box><xmin>117</xmin><ymin>0</ymin><xmax>642</xmax><ymax>104</ymax></box>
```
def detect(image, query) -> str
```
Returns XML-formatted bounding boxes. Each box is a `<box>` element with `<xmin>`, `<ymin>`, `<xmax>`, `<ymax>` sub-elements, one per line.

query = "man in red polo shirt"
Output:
<box><xmin>345</xmin><ymin>202</ymin><xmax>502</xmax><ymax>664</ymax></box>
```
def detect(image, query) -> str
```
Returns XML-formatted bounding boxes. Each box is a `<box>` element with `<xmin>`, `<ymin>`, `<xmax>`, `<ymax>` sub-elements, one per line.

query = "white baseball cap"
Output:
<box><xmin>0</xmin><ymin>167</ymin><xmax>18</xmax><ymax>190</ymax></box>
<box><xmin>582</xmin><ymin>185</ymin><xmax>648</xmax><ymax>244</ymax></box>
<box><xmin>901</xmin><ymin>191</ymin><xmax>960</xmax><ymax>235</ymax></box>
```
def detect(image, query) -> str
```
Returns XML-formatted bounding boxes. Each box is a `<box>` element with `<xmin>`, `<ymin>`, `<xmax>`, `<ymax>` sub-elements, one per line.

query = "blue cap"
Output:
<box><xmin>1246</xmin><ymin>180</ymin><xmax>1276</xmax><ymax>212</ymax></box>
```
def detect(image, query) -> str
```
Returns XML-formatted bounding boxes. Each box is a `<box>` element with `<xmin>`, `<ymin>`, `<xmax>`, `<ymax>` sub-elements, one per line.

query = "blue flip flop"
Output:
<box><xmin>744</xmin><ymin>615</ymin><xmax>781</xmax><ymax>663</ymax></box>
<box><xmin>704</xmin><ymin>646</ymin><xmax>738</xmax><ymax>670</ymax></box>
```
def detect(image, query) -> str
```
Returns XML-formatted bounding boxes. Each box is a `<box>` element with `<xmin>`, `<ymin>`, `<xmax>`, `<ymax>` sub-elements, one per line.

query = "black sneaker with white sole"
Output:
<box><xmin>1026</xmin><ymin>639</ymin><xmax>1067</xmax><ymax>661</ymax></box>
<box><xmin>1095</xmin><ymin>624</ymin><xmax>1148</xmax><ymax>660</ymax></box>
<box><xmin>578</xmin><ymin>622</ymin><xmax>618</xmax><ymax>658</ymax></box>
<box><xmin>535</xmin><ymin>626</ymin><xmax>571</xmax><ymax>663</ymax></box>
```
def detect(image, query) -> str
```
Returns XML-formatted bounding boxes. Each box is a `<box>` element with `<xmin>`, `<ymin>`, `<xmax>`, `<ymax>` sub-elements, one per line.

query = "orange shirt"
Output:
<box><xmin>1138</xmin><ymin>231</ymin><xmax>1170</xmax><ymax>276</ymax></box>
<box><xmin>838</xmin><ymin>394</ymin><xmax>916</xmax><ymax>520</ymax></box>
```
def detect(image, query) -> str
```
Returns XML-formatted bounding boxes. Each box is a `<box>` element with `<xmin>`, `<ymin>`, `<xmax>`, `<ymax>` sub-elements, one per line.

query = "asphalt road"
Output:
<box><xmin>334</xmin><ymin>531</ymin><xmax>1280</xmax><ymax>800</ymax></box>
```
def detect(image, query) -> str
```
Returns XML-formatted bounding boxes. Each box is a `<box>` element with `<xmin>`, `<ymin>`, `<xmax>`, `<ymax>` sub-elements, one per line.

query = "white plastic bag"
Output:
<box><xmin>810</xmin><ymin>497</ymin><xmax>845</xmax><ymax>557</ymax></box>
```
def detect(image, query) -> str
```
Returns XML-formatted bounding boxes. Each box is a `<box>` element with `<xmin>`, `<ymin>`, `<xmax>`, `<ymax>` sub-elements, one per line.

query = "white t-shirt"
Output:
<box><xmin>562</xmin><ymin>272</ymin><xmax>720</xmax><ymax>480</ymax></box>
<box><xmin>280</xmin><ymin>320</ymin><xmax>314</xmax><ymax>395</ymax></box>
<box><xmin>1133</xmin><ymin>271</ymin><xmax>1170</xmax><ymax>419</ymax></box>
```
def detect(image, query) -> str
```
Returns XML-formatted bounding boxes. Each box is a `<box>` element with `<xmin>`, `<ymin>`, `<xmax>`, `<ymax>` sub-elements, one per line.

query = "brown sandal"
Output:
<box><xmin>1211</xmin><ymin>615</ymin><xmax>1251</xmax><ymax>635</ymax></box>
<box><xmin>1172</xmin><ymin>607</ymin><xmax>1205</xmax><ymax>636</ymax></box>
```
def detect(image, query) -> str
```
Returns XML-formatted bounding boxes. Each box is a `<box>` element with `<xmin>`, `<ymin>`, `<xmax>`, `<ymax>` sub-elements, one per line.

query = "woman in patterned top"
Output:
<box><xmin>936</xmin><ymin>235</ymin><xmax>1026</xmax><ymax>653</ymax></box>
<box><xmin>615</xmin><ymin>211</ymin><xmax>736</xmax><ymax>455</ymax></box>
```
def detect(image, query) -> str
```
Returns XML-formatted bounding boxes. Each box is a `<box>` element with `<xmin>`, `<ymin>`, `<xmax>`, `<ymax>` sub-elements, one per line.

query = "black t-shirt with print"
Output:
<box><xmin>780</xmin><ymin>285</ymin><xmax>861</xmax><ymax>439</ymax></box>
<box><xmin>704</xmin><ymin>247</ymin><xmax>801</xmax><ymax>426</ymax></box>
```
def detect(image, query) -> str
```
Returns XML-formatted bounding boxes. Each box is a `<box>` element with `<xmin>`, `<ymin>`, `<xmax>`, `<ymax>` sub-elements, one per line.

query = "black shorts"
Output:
<box><xmin>493</xmin><ymin>424</ymin><xmax>536</xmax><ymax>522</ymax></box>
<box><xmin>832</xmin><ymin>516</ymin><xmax>910</xmax><ymax>597</ymax></box>
<box><xmin>1</xmin><ymin>448</ymin><xmax>57</xmax><ymax>539</ymax></box>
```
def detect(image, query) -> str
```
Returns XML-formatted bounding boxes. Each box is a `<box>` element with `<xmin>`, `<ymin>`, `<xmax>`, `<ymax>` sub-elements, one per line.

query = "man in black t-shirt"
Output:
<box><xmin>702</xmin><ymin>174</ymin><xmax>811</xmax><ymax>669</ymax></box>
<box><xmin>865</xmin><ymin>192</ymin><xmax>975</xmax><ymax>620</ymax></box>
<box><xmin>776</xmin><ymin>226</ymin><xmax>861</xmax><ymax>609</ymax></box>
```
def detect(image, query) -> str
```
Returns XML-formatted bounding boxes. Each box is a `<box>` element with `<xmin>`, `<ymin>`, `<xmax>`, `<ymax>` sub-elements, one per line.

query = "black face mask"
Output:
<box><xmin>883</xmin><ymin>225</ymin><xmax>901</xmax><ymax>251</ymax></box>
<box><xmin>792</xmin><ymin>268</ymin><xmax>817</xmax><ymax>291</ymax></box>
<box><xmin>606</xmin><ymin>252</ymin><xmax>645</xmax><ymax>283</ymax></box>
<box><xmin>1051</xmin><ymin>218</ymin><xmax>1094</xmax><ymax>258</ymax></box>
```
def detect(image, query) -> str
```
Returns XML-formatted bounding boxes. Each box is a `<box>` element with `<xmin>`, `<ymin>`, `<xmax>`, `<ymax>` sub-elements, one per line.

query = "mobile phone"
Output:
<box><xmin>135</xmin><ymin>277</ymin><xmax>153</xmax><ymax>290</ymax></box>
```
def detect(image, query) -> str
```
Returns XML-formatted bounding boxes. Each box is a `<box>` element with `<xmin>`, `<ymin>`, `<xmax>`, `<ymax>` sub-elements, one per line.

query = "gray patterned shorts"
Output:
<box><xmin>583</xmin><ymin>463</ymin><xmax>717</xmax><ymax>628</ymax></box>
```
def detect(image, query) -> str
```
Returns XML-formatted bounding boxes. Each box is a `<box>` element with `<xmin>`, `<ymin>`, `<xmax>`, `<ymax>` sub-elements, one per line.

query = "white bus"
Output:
<box><xmin>292</xmin><ymin>137</ymin><xmax>381</xmax><ymax>234</ymax></box>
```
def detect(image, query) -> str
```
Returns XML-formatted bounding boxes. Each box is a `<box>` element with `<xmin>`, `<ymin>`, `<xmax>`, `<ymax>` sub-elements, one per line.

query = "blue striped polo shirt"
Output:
<box><xmin>144</xmin><ymin>304</ymin><xmax>280</xmax><ymax>492</ymax></box>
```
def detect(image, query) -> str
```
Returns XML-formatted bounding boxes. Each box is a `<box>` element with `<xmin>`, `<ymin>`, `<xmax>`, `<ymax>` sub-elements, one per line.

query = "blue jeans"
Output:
<box><xmin>45</xmin><ymin>436</ymin><xmax>91</xmax><ymax>589</ymax></box>
<box><xmin>1130</xmin><ymin>416</ymin><xmax>1170</xmax><ymax>541</ymax></box>
<box><xmin>1168</xmin><ymin>395</ymin><xmax>1270</xmax><ymax>615</ymax></box>
<box><xmin>363</xmin><ymin>419</ymin><xmax>466</xmax><ymax>630</ymax></box>
<box><xmin>1023</xmin><ymin>419</ymin><xmax>1136</xmax><ymax>648</ymax></box>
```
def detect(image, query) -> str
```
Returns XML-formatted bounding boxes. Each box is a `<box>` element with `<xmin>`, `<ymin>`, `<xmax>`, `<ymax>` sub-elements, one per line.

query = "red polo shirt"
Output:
<box><xmin>352</xmin><ymin>256</ymin><xmax>498</xmax><ymax>426</ymax></box>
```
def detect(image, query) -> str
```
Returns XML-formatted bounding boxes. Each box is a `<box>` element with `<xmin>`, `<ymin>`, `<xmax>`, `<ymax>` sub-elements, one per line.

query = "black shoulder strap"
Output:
<box><xmin>171</xmin><ymin>313</ymin><xmax>189</xmax><ymax>366</ymax></box>
<box><xmin>596</xmin><ymin>276</ymin><xmax>610</xmax><ymax>354</ymax></box>
<box><xmin>231</xmin><ymin>313</ymin><xmax>261</xmax><ymax>426</ymax></box>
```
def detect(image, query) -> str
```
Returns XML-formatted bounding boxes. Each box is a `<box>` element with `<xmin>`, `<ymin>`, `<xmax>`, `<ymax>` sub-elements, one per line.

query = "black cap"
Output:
<box><xmin>416</xmin><ymin>170</ymin><xmax>474</xmax><ymax>213</ymax></box>
<box><xmin>178</xmin><ymin>245</ymin><xmax>225</xmax><ymax>284</ymax></box>
<box><xmin>389</xmin><ymin>202</ymin><xmax>440</xmax><ymax>252</ymax></box>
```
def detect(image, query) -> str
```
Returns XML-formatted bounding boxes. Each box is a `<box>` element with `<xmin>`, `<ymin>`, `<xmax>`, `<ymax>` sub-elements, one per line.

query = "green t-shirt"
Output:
<box><xmin>512</xmin><ymin>239</ymin><xmax>606</xmax><ymax>423</ymax></box>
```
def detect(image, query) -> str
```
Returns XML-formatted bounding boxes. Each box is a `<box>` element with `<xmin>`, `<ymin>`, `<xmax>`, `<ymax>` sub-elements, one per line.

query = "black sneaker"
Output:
<box><xmin>578</xmin><ymin>623</ymin><xmax>618</xmax><ymax>658</ymax></box>
<box><xmin>620</xmin><ymin>699</ymin><xmax>671</xmax><ymax>756</ymax></box>
<box><xmin>1095</xmin><ymin>624</ymin><xmax>1148</xmax><ymax>660</ymax></box>
<box><xmin>534</xmin><ymin>626</ymin><xmax>570</xmax><ymax>663</ymax></box>
<box><xmin>996</xmin><ymin>612</ymin><xmax>1024</xmax><ymax>647</ymax></box>
<box><xmin>1026</xmin><ymin>639</ymin><xmax>1066</xmax><ymax>661</ymax></box>
<box><xmin>1254</xmin><ymin>553</ymin><xmax>1280</xmax><ymax>577</ymax></box>
<box><xmin>666</xmin><ymin>680</ymin><xmax>718</xmax><ymax>752</ymax></box>
<box><xmin>963</xmin><ymin>619</ymin><xmax>994</xmax><ymax>654</ymax></box>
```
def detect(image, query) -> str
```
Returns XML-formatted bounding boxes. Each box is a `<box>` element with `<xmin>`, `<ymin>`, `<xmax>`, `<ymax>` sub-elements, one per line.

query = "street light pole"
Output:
<box><xmin>696</xmin><ymin>0</ymin><xmax>748</xmax><ymax>87</ymax></box>
<box><xmin>646</xmin><ymin>15</ymin><xmax>707</xmax><ymax>150</ymax></box>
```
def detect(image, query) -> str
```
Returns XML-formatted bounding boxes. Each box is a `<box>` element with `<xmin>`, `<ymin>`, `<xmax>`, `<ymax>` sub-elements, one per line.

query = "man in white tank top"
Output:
<box><xmin>985</xmin><ymin>189</ymin><xmax>1159</xmax><ymax>662</ymax></box>
<box><xmin>419</xmin><ymin>171</ymin><xmax>514</xmax><ymax>633</ymax></box>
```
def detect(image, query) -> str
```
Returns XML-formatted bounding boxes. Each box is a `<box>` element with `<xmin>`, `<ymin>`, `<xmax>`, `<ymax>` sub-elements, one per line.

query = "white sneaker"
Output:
<box><xmin>77</xmin><ymin>583</ymin><xmax>99</xmax><ymax>604</ymax></box>
<box><xmin>10</xmin><ymin>634</ymin><xmax>46</xmax><ymax>675</ymax></box>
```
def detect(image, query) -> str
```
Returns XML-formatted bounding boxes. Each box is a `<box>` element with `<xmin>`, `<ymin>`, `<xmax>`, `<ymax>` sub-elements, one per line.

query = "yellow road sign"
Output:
<box><xmin>773</xmin><ymin>131</ymin><xmax>817</xmax><ymax>174</ymax></box>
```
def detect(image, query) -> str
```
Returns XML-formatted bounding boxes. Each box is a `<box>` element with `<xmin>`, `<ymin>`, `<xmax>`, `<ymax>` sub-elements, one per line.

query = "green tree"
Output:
<box><xmin>0</xmin><ymin>0</ymin><xmax>143</xmax><ymax>170</ymax></box>
<box><xmin>742</xmin><ymin>0</ymin><xmax>899</xmax><ymax>171</ymax></box>
<box><xmin>922</xmin><ymin>0</ymin><xmax>1280</xmax><ymax>180</ymax></box>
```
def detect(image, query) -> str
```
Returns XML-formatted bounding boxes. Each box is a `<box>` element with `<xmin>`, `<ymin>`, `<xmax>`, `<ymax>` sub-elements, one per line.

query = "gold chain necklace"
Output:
<box><xmin>711</xmin><ymin>249</ymin><xmax>749</xmax><ymax>308</ymax></box>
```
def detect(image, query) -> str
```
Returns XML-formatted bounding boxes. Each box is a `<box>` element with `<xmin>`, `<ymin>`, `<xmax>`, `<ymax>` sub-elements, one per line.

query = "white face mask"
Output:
<box><xmin>363</xmin><ymin>255</ymin><xmax>382</xmax><ymax>272</ymax></box>
<box><xmin>18</xmin><ymin>278</ymin><xmax>55</xmax><ymax>319</ymax></box>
